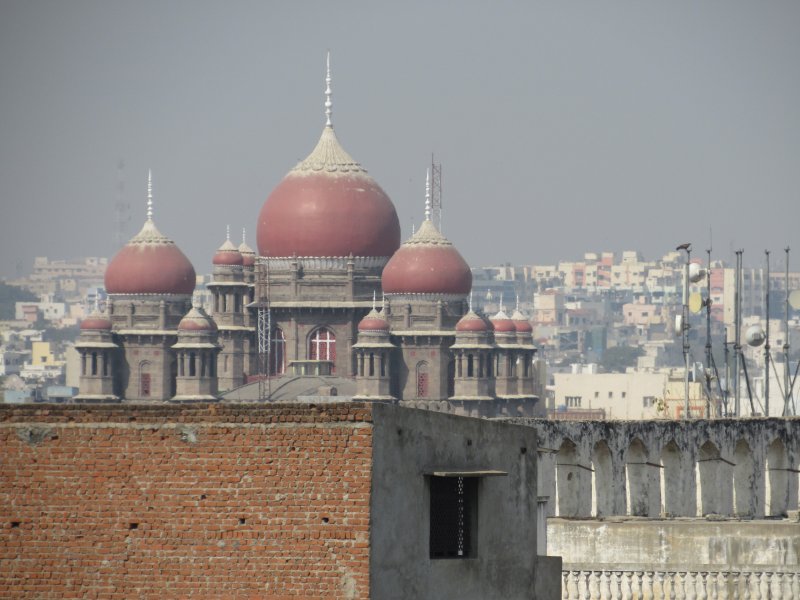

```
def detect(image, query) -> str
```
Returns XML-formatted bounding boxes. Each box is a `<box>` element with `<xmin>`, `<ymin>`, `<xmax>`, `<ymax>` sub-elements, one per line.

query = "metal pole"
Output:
<box><xmin>723</xmin><ymin>337</ymin><xmax>730</xmax><ymax>416</ymax></box>
<box><xmin>705</xmin><ymin>248</ymin><xmax>713</xmax><ymax>417</ymax></box>
<box><xmin>764</xmin><ymin>250</ymin><xmax>770</xmax><ymax>416</ymax></box>
<box><xmin>682</xmin><ymin>246</ymin><xmax>691</xmax><ymax>419</ymax></box>
<box><xmin>734</xmin><ymin>250</ymin><xmax>742</xmax><ymax>416</ymax></box>
<box><xmin>785</xmin><ymin>247</ymin><xmax>791</xmax><ymax>415</ymax></box>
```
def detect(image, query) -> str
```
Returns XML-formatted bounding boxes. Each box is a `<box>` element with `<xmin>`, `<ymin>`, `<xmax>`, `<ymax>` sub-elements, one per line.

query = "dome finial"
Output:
<box><xmin>516</xmin><ymin>294</ymin><xmax>520</xmax><ymax>311</ymax></box>
<box><xmin>325</xmin><ymin>50</ymin><xmax>333</xmax><ymax>127</ymax></box>
<box><xmin>424</xmin><ymin>168</ymin><xmax>432</xmax><ymax>221</ymax></box>
<box><xmin>146</xmin><ymin>169</ymin><xmax>153</xmax><ymax>221</ymax></box>
<box><xmin>469</xmin><ymin>291</ymin><xmax>473</xmax><ymax>313</ymax></box>
<box><xmin>372</xmin><ymin>290</ymin><xmax>377</xmax><ymax>310</ymax></box>
<box><xmin>242</xmin><ymin>227</ymin><xmax>246</xmax><ymax>245</ymax></box>
<box><xmin>226</xmin><ymin>224</ymin><xmax>230</xmax><ymax>242</ymax></box>
<box><xmin>500</xmin><ymin>292</ymin><xmax>505</xmax><ymax>313</ymax></box>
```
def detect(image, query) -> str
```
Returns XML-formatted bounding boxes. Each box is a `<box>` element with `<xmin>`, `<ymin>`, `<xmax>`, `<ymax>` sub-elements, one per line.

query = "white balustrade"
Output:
<box><xmin>560</xmin><ymin>566</ymin><xmax>799</xmax><ymax>599</ymax></box>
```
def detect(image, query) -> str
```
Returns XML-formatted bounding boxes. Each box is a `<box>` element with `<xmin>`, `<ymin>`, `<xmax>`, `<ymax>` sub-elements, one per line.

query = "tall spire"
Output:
<box><xmin>146</xmin><ymin>169</ymin><xmax>153</xmax><ymax>221</ymax></box>
<box><xmin>325</xmin><ymin>50</ymin><xmax>333</xmax><ymax>127</ymax></box>
<box><xmin>424</xmin><ymin>168</ymin><xmax>431</xmax><ymax>222</ymax></box>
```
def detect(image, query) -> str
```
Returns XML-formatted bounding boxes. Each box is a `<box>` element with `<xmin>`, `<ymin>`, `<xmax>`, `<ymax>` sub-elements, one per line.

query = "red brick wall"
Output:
<box><xmin>0</xmin><ymin>404</ymin><xmax>374</xmax><ymax>599</ymax></box>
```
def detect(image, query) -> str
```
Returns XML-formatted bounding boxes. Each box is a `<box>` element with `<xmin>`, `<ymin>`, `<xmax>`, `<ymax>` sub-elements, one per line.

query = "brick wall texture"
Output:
<box><xmin>0</xmin><ymin>403</ymin><xmax>374</xmax><ymax>599</ymax></box>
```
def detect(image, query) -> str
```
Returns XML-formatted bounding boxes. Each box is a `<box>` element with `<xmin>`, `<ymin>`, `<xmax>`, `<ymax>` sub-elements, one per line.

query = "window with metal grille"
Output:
<box><xmin>429</xmin><ymin>476</ymin><xmax>477</xmax><ymax>559</ymax></box>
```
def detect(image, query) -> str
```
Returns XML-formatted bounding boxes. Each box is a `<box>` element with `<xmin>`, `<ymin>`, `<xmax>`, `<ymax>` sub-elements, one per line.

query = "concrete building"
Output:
<box><xmin>519</xmin><ymin>418</ymin><xmax>800</xmax><ymax>598</ymax></box>
<box><xmin>0</xmin><ymin>402</ymin><xmax>561</xmax><ymax>599</ymax></box>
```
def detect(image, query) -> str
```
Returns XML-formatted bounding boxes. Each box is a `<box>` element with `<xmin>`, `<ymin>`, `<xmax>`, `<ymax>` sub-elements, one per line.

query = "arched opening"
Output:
<box><xmin>660</xmin><ymin>440</ymin><xmax>683</xmax><ymax>517</ymax></box>
<box><xmin>467</xmin><ymin>354</ymin><xmax>474</xmax><ymax>377</ymax></box>
<box><xmin>766</xmin><ymin>438</ymin><xmax>790</xmax><ymax>517</ymax></box>
<box><xmin>91</xmin><ymin>352</ymin><xmax>98</xmax><ymax>376</ymax></box>
<box><xmin>309</xmin><ymin>327</ymin><xmax>336</xmax><ymax>367</ymax></box>
<box><xmin>368</xmin><ymin>353</ymin><xmax>375</xmax><ymax>377</ymax></box>
<box><xmin>416</xmin><ymin>361</ymin><xmax>429</xmax><ymax>398</ymax></box>
<box><xmin>591</xmin><ymin>440</ymin><xmax>613</xmax><ymax>517</ymax></box>
<box><xmin>270</xmin><ymin>327</ymin><xmax>286</xmax><ymax>376</ymax></box>
<box><xmin>696</xmin><ymin>440</ymin><xmax>732</xmax><ymax>516</ymax></box>
<box><xmin>556</xmin><ymin>439</ymin><xmax>588</xmax><ymax>517</ymax></box>
<box><xmin>189</xmin><ymin>352</ymin><xmax>196</xmax><ymax>377</ymax></box>
<box><xmin>733</xmin><ymin>439</ymin><xmax>755</xmax><ymax>517</ymax></box>
<box><xmin>626</xmin><ymin>438</ymin><xmax>651</xmax><ymax>516</ymax></box>
<box><xmin>139</xmin><ymin>361</ymin><xmax>152</xmax><ymax>398</ymax></box>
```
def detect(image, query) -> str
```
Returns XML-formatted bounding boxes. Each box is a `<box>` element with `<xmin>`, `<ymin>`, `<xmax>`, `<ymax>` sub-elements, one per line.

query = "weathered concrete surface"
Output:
<box><xmin>535</xmin><ymin>555</ymin><xmax>563</xmax><ymax>600</ymax></box>
<box><xmin>549</xmin><ymin>518</ymin><xmax>800</xmax><ymax>567</ymax></box>
<box><xmin>370</xmin><ymin>404</ymin><xmax>559</xmax><ymax>599</ymax></box>
<box><xmin>511</xmin><ymin>418</ymin><xmax>800</xmax><ymax>519</ymax></box>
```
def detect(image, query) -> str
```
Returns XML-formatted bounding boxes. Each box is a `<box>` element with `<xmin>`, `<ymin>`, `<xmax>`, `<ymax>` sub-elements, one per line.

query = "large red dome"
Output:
<box><xmin>105</xmin><ymin>219</ymin><xmax>196</xmax><ymax>295</ymax></box>
<box><xmin>382</xmin><ymin>220</ymin><xmax>472</xmax><ymax>295</ymax></box>
<box><xmin>257</xmin><ymin>126</ymin><xmax>400</xmax><ymax>258</ymax></box>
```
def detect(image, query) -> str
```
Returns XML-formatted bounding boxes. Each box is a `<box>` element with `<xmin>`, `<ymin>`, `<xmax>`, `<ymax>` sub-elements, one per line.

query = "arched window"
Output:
<box><xmin>189</xmin><ymin>352</ymin><xmax>196</xmax><ymax>377</ymax></box>
<box><xmin>91</xmin><ymin>352</ymin><xmax>98</xmax><ymax>376</ymax></box>
<box><xmin>416</xmin><ymin>361</ymin><xmax>429</xmax><ymax>398</ymax></box>
<box><xmin>368</xmin><ymin>352</ymin><xmax>375</xmax><ymax>376</ymax></box>
<box><xmin>270</xmin><ymin>328</ymin><xmax>286</xmax><ymax>376</ymax></box>
<box><xmin>139</xmin><ymin>361</ymin><xmax>152</xmax><ymax>398</ymax></box>
<box><xmin>467</xmin><ymin>354</ymin><xmax>474</xmax><ymax>378</ymax></box>
<box><xmin>309</xmin><ymin>328</ymin><xmax>336</xmax><ymax>363</ymax></box>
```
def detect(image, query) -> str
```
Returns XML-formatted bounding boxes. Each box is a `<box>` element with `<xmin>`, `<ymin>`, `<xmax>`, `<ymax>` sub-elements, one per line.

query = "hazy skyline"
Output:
<box><xmin>1</xmin><ymin>1</ymin><xmax>798</xmax><ymax>279</ymax></box>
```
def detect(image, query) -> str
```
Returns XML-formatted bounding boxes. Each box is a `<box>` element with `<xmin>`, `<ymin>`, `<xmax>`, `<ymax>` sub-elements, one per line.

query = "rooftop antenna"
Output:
<box><xmin>784</xmin><ymin>247</ymin><xmax>792</xmax><ymax>415</ymax></box>
<box><xmin>677</xmin><ymin>242</ymin><xmax>692</xmax><ymax>418</ymax></box>
<box><xmin>765</xmin><ymin>250</ymin><xmax>771</xmax><ymax>416</ymax></box>
<box><xmin>430</xmin><ymin>154</ymin><xmax>442</xmax><ymax>231</ymax></box>
<box><xmin>113</xmin><ymin>159</ymin><xmax>130</xmax><ymax>247</ymax></box>
<box><xmin>146</xmin><ymin>169</ymin><xmax>154</xmax><ymax>221</ymax></box>
<box><xmin>325</xmin><ymin>50</ymin><xmax>333</xmax><ymax>127</ymax></box>
<box><xmin>424</xmin><ymin>168</ymin><xmax>432</xmax><ymax>221</ymax></box>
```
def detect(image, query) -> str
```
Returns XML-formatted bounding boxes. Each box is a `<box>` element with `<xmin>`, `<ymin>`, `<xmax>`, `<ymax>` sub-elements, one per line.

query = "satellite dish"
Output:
<box><xmin>689</xmin><ymin>262</ymin><xmax>706</xmax><ymax>284</ymax></box>
<box><xmin>745</xmin><ymin>325</ymin><xmax>766</xmax><ymax>347</ymax></box>
<box><xmin>674</xmin><ymin>315</ymin><xmax>684</xmax><ymax>336</ymax></box>
<box><xmin>789</xmin><ymin>290</ymin><xmax>800</xmax><ymax>310</ymax></box>
<box><xmin>688</xmin><ymin>292</ymin><xmax>703</xmax><ymax>314</ymax></box>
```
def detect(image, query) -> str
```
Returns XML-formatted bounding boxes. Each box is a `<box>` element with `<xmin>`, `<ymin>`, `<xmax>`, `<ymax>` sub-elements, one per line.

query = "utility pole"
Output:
<box><xmin>764</xmin><ymin>250</ymin><xmax>770</xmax><ymax>416</ymax></box>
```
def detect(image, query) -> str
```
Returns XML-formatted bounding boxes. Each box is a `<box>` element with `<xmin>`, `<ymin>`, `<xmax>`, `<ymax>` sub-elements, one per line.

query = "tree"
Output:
<box><xmin>600</xmin><ymin>346</ymin><xmax>644</xmax><ymax>373</ymax></box>
<box><xmin>0</xmin><ymin>282</ymin><xmax>37</xmax><ymax>320</ymax></box>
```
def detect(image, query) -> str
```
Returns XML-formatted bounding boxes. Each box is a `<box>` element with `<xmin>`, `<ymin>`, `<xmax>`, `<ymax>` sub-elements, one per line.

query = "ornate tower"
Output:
<box><xmin>381</xmin><ymin>170</ymin><xmax>472</xmax><ymax>405</ymax></box>
<box><xmin>254</xmin><ymin>53</ymin><xmax>401</xmax><ymax>380</ymax></box>
<box><xmin>208</xmin><ymin>227</ymin><xmax>250</xmax><ymax>390</ymax></box>
<box><xmin>75</xmin><ymin>308</ymin><xmax>119</xmax><ymax>401</ymax></box>
<box><xmin>353</xmin><ymin>304</ymin><xmax>396</xmax><ymax>400</ymax></box>
<box><xmin>103</xmin><ymin>171</ymin><xmax>196</xmax><ymax>401</ymax></box>
<box><xmin>172</xmin><ymin>306</ymin><xmax>221</xmax><ymax>401</ymax></box>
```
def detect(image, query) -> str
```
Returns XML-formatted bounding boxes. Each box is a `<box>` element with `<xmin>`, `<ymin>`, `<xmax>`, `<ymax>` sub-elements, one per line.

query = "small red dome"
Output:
<box><xmin>239</xmin><ymin>241</ymin><xmax>256</xmax><ymax>267</ymax></box>
<box><xmin>213</xmin><ymin>239</ymin><xmax>243</xmax><ymax>266</ymax></box>
<box><xmin>178</xmin><ymin>307</ymin><xmax>218</xmax><ymax>332</ymax></box>
<box><xmin>511</xmin><ymin>309</ymin><xmax>533</xmax><ymax>333</ymax></box>
<box><xmin>105</xmin><ymin>220</ymin><xmax>196</xmax><ymax>295</ymax></box>
<box><xmin>257</xmin><ymin>126</ymin><xmax>400</xmax><ymax>258</ymax></box>
<box><xmin>382</xmin><ymin>220</ymin><xmax>472</xmax><ymax>295</ymax></box>
<box><xmin>456</xmin><ymin>311</ymin><xmax>489</xmax><ymax>332</ymax></box>
<box><xmin>80</xmin><ymin>314</ymin><xmax>112</xmax><ymax>331</ymax></box>
<box><xmin>358</xmin><ymin>308</ymin><xmax>390</xmax><ymax>332</ymax></box>
<box><xmin>490</xmin><ymin>311</ymin><xmax>516</xmax><ymax>333</ymax></box>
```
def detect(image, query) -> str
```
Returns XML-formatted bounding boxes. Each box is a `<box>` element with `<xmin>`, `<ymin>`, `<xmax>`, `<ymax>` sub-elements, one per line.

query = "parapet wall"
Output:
<box><xmin>0</xmin><ymin>403</ymin><xmax>374</xmax><ymax>599</ymax></box>
<box><xmin>513</xmin><ymin>417</ymin><xmax>800</xmax><ymax>519</ymax></box>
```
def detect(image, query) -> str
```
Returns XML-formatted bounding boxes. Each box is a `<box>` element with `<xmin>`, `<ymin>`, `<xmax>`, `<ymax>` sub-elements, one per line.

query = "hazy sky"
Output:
<box><xmin>1</xmin><ymin>1</ymin><xmax>798</xmax><ymax>279</ymax></box>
